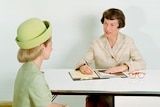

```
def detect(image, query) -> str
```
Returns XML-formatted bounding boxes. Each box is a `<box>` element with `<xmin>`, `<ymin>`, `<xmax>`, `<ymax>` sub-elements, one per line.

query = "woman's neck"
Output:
<box><xmin>33</xmin><ymin>57</ymin><xmax>43</xmax><ymax>70</ymax></box>
<box><xmin>107</xmin><ymin>35</ymin><xmax>117</xmax><ymax>48</ymax></box>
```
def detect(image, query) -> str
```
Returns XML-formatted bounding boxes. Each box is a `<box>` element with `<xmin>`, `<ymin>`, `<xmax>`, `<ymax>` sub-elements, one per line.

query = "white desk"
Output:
<box><xmin>43</xmin><ymin>69</ymin><xmax>160</xmax><ymax>106</ymax></box>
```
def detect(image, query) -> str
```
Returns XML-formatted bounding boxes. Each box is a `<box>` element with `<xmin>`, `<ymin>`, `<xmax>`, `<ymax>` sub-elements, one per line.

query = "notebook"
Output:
<box><xmin>69</xmin><ymin>69</ymin><xmax>127</xmax><ymax>81</ymax></box>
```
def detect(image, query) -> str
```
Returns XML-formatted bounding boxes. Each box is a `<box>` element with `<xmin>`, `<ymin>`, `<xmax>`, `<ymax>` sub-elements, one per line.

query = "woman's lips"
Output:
<box><xmin>106</xmin><ymin>32</ymin><xmax>111</xmax><ymax>35</ymax></box>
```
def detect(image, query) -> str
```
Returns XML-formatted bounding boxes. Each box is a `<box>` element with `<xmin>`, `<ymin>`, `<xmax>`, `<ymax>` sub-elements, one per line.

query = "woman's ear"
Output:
<box><xmin>40</xmin><ymin>44</ymin><xmax>45</xmax><ymax>50</ymax></box>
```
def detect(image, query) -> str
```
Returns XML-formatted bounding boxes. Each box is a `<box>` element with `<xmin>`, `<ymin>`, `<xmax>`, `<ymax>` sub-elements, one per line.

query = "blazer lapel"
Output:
<box><xmin>102</xmin><ymin>32</ymin><xmax>128</xmax><ymax>62</ymax></box>
<box><xmin>112</xmin><ymin>32</ymin><xmax>128</xmax><ymax>62</ymax></box>
<box><xmin>102</xmin><ymin>36</ymin><xmax>116</xmax><ymax>60</ymax></box>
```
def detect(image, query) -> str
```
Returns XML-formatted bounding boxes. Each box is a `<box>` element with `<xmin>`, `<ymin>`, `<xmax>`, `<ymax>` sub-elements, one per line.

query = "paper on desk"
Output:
<box><xmin>69</xmin><ymin>70</ymin><xmax>127</xmax><ymax>81</ymax></box>
<box><xmin>99</xmin><ymin>72</ymin><xmax>117</xmax><ymax>78</ymax></box>
<box><xmin>69</xmin><ymin>70</ymin><xmax>99</xmax><ymax>80</ymax></box>
<box><xmin>95</xmin><ymin>69</ymin><xmax>127</xmax><ymax>78</ymax></box>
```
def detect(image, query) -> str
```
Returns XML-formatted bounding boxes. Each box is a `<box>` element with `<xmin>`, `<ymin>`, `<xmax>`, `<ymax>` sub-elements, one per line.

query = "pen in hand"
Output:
<box><xmin>84</xmin><ymin>60</ymin><xmax>89</xmax><ymax>66</ymax></box>
<box><xmin>83</xmin><ymin>60</ymin><xmax>93</xmax><ymax>74</ymax></box>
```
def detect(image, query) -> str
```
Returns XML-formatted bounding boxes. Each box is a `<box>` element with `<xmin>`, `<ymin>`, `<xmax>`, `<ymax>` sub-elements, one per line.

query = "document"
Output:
<box><xmin>69</xmin><ymin>70</ymin><xmax>99</xmax><ymax>80</ymax></box>
<box><xmin>96</xmin><ymin>69</ymin><xmax>127</xmax><ymax>78</ymax></box>
<box><xmin>69</xmin><ymin>69</ymin><xmax>127</xmax><ymax>81</ymax></box>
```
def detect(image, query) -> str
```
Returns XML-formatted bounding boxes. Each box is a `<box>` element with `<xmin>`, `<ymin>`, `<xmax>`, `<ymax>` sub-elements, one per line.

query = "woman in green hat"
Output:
<box><xmin>13</xmin><ymin>18</ymin><xmax>68</xmax><ymax>107</ymax></box>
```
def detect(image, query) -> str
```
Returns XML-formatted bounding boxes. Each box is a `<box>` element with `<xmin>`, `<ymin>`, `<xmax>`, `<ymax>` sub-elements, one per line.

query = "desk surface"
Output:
<box><xmin>43</xmin><ymin>69</ymin><xmax>160</xmax><ymax>96</ymax></box>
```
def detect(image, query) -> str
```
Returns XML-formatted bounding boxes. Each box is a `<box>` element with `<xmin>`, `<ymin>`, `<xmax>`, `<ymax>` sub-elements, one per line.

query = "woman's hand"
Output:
<box><xmin>79</xmin><ymin>65</ymin><xmax>94</xmax><ymax>74</ymax></box>
<box><xmin>105</xmin><ymin>65</ymin><xmax>129</xmax><ymax>74</ymax></box>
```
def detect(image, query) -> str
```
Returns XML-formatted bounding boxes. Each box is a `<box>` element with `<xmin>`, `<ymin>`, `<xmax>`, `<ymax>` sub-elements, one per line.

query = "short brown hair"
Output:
<box><xmin>101</xmin><ymin>8</ymin><xmax>125</xmax><ymax>28</ymax></box>
<box><xmin>17</xmin><ymin>37</ymin><xmax>52</xmax><ymax>63</ymax></box>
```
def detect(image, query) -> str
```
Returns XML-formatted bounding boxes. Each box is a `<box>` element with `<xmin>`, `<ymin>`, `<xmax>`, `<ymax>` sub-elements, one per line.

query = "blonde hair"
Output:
<box><xmin>17</xmin><ymin>37</ymin><xmax>51</xmax><ymax>63</ymax></box>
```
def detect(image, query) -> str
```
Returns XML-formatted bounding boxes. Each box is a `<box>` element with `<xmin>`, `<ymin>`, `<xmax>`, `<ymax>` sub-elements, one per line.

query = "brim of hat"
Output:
<box><xmin>16</xmin><ymin>21</ymin><xmax>52</xmax><ymax>49</ymax></box>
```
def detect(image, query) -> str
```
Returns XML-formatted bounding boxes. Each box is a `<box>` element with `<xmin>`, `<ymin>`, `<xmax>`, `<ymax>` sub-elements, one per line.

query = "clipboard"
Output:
<box><xmin>69</xmin><ymin>69</ymin><xmax>127</xmax><ymax>81</ymax></box>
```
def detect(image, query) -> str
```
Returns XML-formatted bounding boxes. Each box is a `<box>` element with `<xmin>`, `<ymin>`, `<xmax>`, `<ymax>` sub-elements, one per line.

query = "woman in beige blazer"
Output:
<box><xmin>75</xmin><ymin>8</ymin><xmax>146</xmax><ymax>107</ymax></box>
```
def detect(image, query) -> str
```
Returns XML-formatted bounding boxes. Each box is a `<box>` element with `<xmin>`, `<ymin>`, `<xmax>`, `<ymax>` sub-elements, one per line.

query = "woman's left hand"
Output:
<box><xmin>105</xmin><ymin>65</ymin><xmax>129</xmax><ymax>74</ymax></box>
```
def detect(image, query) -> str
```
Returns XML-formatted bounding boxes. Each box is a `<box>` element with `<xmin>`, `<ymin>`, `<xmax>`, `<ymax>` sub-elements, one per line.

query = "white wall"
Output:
<box><xmin>0</xmin><ymin>0</ymin><xmax>160</xmax><ymax>106</ymax></box>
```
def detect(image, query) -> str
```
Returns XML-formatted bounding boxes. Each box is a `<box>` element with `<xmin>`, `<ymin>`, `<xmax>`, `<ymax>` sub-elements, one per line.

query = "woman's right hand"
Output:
<box><xmin>79</xmin><ymin>65</ymin><xmax>94</xmax><ymax>74</ymax></box>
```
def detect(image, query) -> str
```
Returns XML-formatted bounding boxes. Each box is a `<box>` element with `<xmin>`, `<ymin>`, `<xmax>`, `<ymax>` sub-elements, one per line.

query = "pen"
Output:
<box><xmin>75</xmin><ymin>60</ymin><xmax>89</xmax><ymax>71</ymax></box>
<box><xmin>84</xmin><ymin>60</ymin><xmax>89</xmax><ymax>66</ymax></box>
<box><xmin>84</xmin><ymin>60</ymin><xmax>96</xmax><ymax>74</ymax></box>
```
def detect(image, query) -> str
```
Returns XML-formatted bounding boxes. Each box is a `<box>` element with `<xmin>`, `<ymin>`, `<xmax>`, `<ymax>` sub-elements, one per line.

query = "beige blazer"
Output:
<box><xmin>76</xmin><ymin>32</ymin><xmax>146</xmax><ymax>72</ymax></box>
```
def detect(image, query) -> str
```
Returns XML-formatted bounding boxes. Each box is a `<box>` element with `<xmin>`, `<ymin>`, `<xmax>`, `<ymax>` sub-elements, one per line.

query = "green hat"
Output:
<box><xmin>15</xmin><ymin>18</ymin><xmax>52</xmax><ymax>49</ymax></box>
